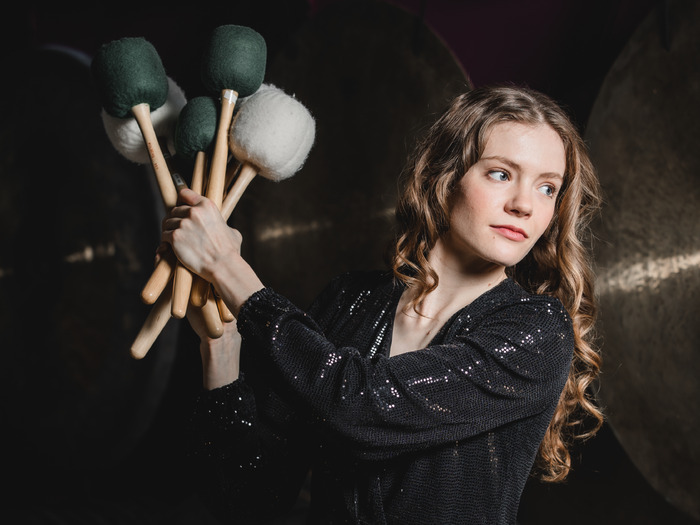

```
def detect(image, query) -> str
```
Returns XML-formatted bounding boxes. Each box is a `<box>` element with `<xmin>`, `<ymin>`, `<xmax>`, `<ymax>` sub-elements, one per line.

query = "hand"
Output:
<box><xmin>164</xmin><ymin>188</ymin><xmax>265</xmax><ymax>317</ymax></box>
<box><xmin>162</xmin><ymin>188</ymin><xmax>242</xmax><ymax>282</ymax></box>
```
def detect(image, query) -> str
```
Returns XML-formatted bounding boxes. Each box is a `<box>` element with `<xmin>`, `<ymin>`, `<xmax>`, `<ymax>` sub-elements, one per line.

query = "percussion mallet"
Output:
<box><xmin>91</xmin><ymin>37</ymin><xmax>178</xmax><ymax>210</ymax></box>
<box><xmin>190</xmin><ymin>24</ymin><xmax>266</xmax><ymax>307</ymax></box>
<box><xmin>222</xmin><ymin>84</ymin><xmax>316</xmax><ymax>219</ymax></box>
<box><xmin>100</xmin><ymin>76</ymin><xmax>186</xmax><ymax>168</ymax></box>
<box><xmin>101</xmin><ymin>76</ymin><xmax>188</xmax><ymax>304</ymax></box>
<box><xmin>170</xmin><ymin>96</ymin><xmax>219</xmax><ymax>319</ymax></box>
<box><xmin>210</xmin><ymin>84</ymin><xmax>316</xmax><ymax>324</ymax></box>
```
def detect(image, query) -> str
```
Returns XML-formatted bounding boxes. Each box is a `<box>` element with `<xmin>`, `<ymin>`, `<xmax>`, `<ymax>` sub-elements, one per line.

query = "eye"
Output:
<box><xmin>487</xmin><ymin>170</ymin><xmax>509</xmax><ymax>182</ymax></box>
<box><xmin>538</xmin><ymin>184</ymin><xmax>557</xmax><ymax>198</ymax></box>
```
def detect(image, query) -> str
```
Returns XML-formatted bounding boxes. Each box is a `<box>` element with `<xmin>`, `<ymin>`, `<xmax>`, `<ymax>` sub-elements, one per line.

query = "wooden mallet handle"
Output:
<box><xmin>131</xmin><ymin>103</ymin><xmax>178</xmax><ymax>209</ymax></box>
<box><xmin>131</xmin><ymin>281</ymin><xmax>173</xmax><ymax>360</ymax></box>
<box><xmin>221</xmin><ymin>162</ymin><xmax>258</xmax><ymax>220</ymax></box>
<box><xmin>140</xmin><ymin>146</ymin><xmax>189</xmax><ymax>305</ymax></box>
<box><xmin>171</xmin><ymin>151</ymin><xmax>207</xmax><ymax>318</ymax></box>
<box><xmin>207</xmin><ymin>88</ymin><xmax>238</xmax><ymax>209</ymax></box>
<box><xmin>190</xmin><ymin>89</ymin><xmax>239</xmax><ymax>307</ymax></box>
<box><xmin>141</xmin><ymin>250</ymin><xmax>177</xmax><ymax>304</ymax></box>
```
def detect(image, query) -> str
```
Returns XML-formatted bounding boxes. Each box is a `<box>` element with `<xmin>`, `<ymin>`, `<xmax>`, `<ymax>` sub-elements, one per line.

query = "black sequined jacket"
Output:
<box><xmin>189</xmin><ymin>270</ymin><xmax>574</xmax><ymax>524</ymax></box>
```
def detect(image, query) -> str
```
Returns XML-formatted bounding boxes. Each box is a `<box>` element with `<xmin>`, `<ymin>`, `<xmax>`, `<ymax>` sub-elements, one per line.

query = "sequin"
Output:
<box><xmin>191</xmin><ymin>270</ymin><xmax>575</xmax><ymax>525</ymax></box>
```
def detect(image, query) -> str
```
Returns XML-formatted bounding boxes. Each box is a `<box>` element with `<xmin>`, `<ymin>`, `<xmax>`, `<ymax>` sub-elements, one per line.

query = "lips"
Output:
<box><xmin>492</xmin><ymin>225</ymin><xmax>528</xmax><ymax>241</ymax></box>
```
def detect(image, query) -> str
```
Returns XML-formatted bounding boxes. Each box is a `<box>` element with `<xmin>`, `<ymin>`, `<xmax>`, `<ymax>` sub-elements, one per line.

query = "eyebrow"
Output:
<box><xmin>480</xmin><ymin>155</ymin><xmax>564</xmax><ymax>181</ymax></box>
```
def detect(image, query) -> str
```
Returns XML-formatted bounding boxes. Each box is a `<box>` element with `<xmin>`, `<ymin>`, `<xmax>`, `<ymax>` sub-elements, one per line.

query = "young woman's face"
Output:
<box><xmin>443</xmin><ymin>121</ymin><xmax>566</xmax><ymax>271</ymax></box>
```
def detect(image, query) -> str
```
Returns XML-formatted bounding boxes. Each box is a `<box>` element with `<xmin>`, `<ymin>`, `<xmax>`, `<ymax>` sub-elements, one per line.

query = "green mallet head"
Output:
<box><xmin>175</xmin><ymin>96</ymin><xmax>219</xmax><ymax>160</ymax></box>
<box><xmin>200</xmin><ymin>25</ymin><xmax>267</xmax><ymax>98</ymax></box>
<box><xmin>91</xmin><ymin>37</ymin><xmax>169</xmax><ymax>118</ymax></box>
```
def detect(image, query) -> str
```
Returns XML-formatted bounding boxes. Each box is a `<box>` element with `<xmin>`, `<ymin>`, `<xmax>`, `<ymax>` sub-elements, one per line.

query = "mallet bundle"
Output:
<box><xmin>130</xmin><ymin>83</ymin><xmax>316</xmax><ymax>359</ymax></box>
<box><xmin>93</xmin><ymin>26</ymin><xmax>315</xmax><ymax>360</ymax></box>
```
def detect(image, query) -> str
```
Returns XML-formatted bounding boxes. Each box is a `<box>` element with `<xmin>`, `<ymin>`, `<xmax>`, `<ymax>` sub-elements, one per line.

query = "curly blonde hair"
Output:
<box><xmin>391</xmin><ymin>85</ymin><xmax>603</xmax><ymax>482</ymax></box>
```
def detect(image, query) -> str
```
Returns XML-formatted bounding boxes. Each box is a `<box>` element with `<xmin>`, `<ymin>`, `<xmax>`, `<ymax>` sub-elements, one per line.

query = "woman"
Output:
<box><xmin>164</xmin><ymin>85</ymin><xmax>603</xmax><ymax>524</ymax></box>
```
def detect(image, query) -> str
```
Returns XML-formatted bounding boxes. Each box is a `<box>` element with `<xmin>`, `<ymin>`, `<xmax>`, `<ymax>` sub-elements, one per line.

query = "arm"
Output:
<box><xmin>185</xmin><ymin>293</ymin><xmax>310</xmax><ymax>523</ymax></box>
<box><xmin>164</xmin><ymin>190</ymin><xmax>572</xmax><ymax>458</ymax></box>
<box><xmin>189</xmin><ymin>374</ymin><xmax>311</xmax><ymax>524</ymax></box>
<box><xmin>187</xmin><ymin>305</ymin><xmax>241</xmax><ymax>389</ymax></box>
<box><xmin>236</xmin><ymin>287</ymin><xmax>574</xmax><ymax>459</ymax></box>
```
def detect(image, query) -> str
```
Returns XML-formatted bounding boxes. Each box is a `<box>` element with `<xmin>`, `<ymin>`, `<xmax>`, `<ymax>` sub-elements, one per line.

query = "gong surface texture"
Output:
<box><xmin>0</xmin><ymin>47</ymin><xmax>178</xmax><ymax>472</ymax></box>
<box><xmin>586</xmin><ymin>0</ymin><xmax>700</xmax><ymax>519</ymax></box>
<box><xmin>231</xmin><ymin>0</ymin><xmax>471</xmax><ymax>309</ymax></box>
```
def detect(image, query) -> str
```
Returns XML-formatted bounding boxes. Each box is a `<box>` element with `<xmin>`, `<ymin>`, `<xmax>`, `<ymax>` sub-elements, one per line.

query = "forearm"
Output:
<box><xmin>189</xmin><ymin>302</ymin><xmax>244</xmax><ymax>389</ymax></box>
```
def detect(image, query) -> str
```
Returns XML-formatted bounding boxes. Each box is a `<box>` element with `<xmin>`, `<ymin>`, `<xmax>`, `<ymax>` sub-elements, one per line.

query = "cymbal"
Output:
<box><xmin>586</xmin><ymin>0</ymin><xmax>700</xmax><ymax>519</ymax></box>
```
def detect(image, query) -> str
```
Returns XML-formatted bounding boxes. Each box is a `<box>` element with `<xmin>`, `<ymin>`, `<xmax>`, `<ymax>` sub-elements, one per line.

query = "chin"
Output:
<box><xmin>485</xmin><ymin>247</ymin><xmax>532</xmax><ymax>269</ymax></box>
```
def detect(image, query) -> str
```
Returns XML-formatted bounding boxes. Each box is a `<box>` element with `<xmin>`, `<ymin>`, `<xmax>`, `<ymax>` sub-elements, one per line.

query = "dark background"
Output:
<box><xmin>0</xmin><ymin>1</ymin><xmax>697</xmax><ymax>524</ymax></box>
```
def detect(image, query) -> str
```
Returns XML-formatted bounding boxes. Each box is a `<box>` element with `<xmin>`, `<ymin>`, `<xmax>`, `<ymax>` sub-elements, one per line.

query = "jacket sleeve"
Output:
<box><xmin>236</xmin><ymin>286</ymin><xmax>574</xmax><ymax>459</ymax></box>
<box><xmin>188</xmin><ymin>371</ymin><xmax>311</xmax><ymax>523</ymax></box>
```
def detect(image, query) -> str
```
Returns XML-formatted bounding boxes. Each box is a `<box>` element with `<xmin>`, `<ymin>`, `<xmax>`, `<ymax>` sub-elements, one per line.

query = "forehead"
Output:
<box><xmin>481</xmin><ymin>122</ymin><xmax>566</xmax><ymax>176</ymax></box>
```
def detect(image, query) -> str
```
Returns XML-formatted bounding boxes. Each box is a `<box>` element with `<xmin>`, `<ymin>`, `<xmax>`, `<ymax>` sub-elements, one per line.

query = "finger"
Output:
<box><xmin>153</xmin><ymin>241</ymin><xmax>169</xmax><ymax>266</ymax></box>
<box><xmin>155</xmin><ymin>241</ymin><xmax>169</xmax><ymax>255</ymax></box>
<box><xmin>161</xmin><ymin>216</ymin><xmax>182</xmax><ymax>231</ymax></box>
<box><xmin>160</xmin><ymin>227</ymin><xmax>175</xmax><ymax>243</ymax></box>
<box><xmin>178</xmin><ymin>187</ymin><xmax>204</xmax><ymax>206</ymax></box>
<box><xmin>166</xmin><ymin>204</ymin><xmax>193</xmax><ymax>220</ymax></box>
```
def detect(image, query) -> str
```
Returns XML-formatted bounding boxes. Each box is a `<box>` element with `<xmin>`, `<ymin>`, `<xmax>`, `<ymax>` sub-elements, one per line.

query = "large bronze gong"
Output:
<box><xmin>230</xmin><ymin>0</ymin><xmax>471</xmax><ymax>309</ymax></box>
<box><xmin>586</xmin><ymin>0</ymin><xmax>700</xmax><ymax>519</ymax></box>
<box><xmin>0</xmin><ymin>46</ymin><xmax>179</xmax><ymax>472</ymax></box>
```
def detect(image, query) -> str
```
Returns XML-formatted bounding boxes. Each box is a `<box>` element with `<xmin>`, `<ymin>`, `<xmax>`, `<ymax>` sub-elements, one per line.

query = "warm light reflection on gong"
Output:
<box><xmin>597</xmin><ymin>251</ymin><xmax>700</xmax><ymax>295</ymax></box>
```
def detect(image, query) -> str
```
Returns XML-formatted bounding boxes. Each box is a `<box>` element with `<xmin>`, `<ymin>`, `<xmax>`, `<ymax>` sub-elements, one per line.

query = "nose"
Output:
<box><xmin>506</xmin><ymin>187</ymin><xmax>533</xmax><ymax>217</ymax></box>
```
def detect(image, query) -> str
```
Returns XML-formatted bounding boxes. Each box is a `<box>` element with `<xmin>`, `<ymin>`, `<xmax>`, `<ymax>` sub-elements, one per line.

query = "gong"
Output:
<box><xmin>586</xmin><ymin>0</ymin><xmax>700</xmax><ymax>519</ymax></box>
<box><xmin>229</xmin><ymin>0</ymin><xmax>472</xmax><ymax>310</ymax></box>
<box><xmin>0</xmin><ymin>46</ymin><xmax>179</xmax><ymax>473</ymax></box>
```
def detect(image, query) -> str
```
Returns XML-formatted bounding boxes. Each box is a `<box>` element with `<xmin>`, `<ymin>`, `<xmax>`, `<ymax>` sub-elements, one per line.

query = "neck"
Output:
<box><xmin>402</xmin><ymin>242</ymin><xmax>507</xmax><ymax>320</ymax></box>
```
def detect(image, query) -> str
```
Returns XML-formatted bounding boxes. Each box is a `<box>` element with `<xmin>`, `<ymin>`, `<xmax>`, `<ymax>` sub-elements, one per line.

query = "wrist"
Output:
<box><xmin>199</xmin><ymin>324</ymin><xmax>241</xmax><ymax>390</ymax></box>
<box><xmin>210</xmin><ymin>252</ymin><xmax>265</xmax><ymax>316</ymax></box>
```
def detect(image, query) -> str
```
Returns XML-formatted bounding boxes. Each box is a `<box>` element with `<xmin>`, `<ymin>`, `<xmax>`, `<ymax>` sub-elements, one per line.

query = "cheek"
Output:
<box><xmin>535</xmin><ymin>203</ymin><xmax>557</xmax><ymax>239</ymax></box>
<box><xmin>460</xmin><ymin>184</ymin><xmax>494</xmax><ymax>217</ymax></box>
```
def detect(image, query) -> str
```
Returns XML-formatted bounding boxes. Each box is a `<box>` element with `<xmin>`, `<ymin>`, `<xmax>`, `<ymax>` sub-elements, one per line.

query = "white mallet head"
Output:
<box><xmin>229</xmin><ymin>83</ymin><xmax>315</xmax><ymax>181</ymax></box>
